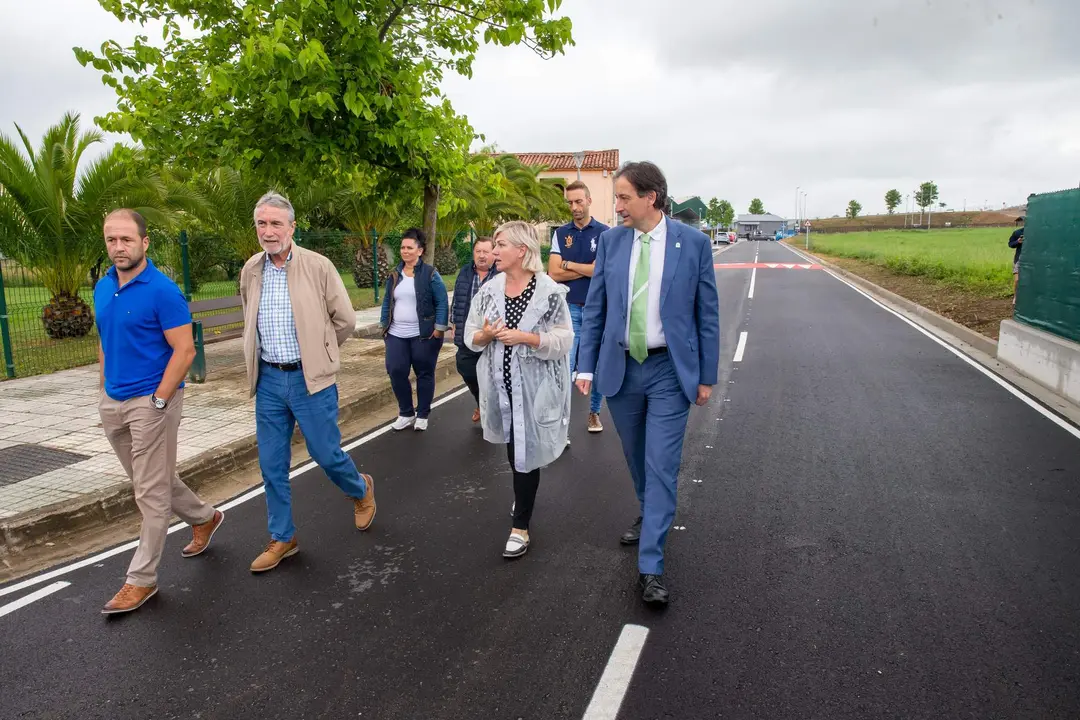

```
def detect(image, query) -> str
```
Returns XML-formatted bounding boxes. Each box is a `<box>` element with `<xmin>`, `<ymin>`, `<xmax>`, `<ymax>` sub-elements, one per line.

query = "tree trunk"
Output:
<box><xmin>422</xmin><ymin>183</ymin><xmax>439</xmax><ymax>265</ymax></box>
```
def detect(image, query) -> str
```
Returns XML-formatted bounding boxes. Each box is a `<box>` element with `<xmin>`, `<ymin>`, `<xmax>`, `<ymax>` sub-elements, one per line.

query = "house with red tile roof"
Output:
<box><xmin>511</xmin><ymin>150</ymin><xmax>620</xmax><ymax>227</ymax></box>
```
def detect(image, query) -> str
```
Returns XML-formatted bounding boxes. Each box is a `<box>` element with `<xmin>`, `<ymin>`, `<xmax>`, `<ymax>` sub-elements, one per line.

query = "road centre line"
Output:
<box><xmin>0</xmin><ymin>581</ymin><xmax>70</xmax><ymax>618</ymax></box>
<box><xmin>733</xmin><ymin>332</ymin><xmax>748</xmax><ymax>363</ymax></box>
<box><xmin>0</xmin><ymin>388</ymin><xmax>472</xmax><ymax>599</ymax></box>
<box><xmin>581</xmin><ymin>624</ymin><xmax>650</xmax><ymax>720</ymax></box>
<box><xmin>748</xmin><ymin>268</ymin><xmax>757</xmax><ymax>299</ymax></box>
<box><xmin>780</xmin><ymin>243</ymin><xmax>1080</xmax><ymax>441</ymax></box>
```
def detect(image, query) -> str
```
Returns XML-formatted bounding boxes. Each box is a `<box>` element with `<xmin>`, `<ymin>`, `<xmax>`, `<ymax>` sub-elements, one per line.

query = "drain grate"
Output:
<box><xmin>0</xmin><ymin>444</ymin><xmax>91</xmax><ymax>486</ymax></box>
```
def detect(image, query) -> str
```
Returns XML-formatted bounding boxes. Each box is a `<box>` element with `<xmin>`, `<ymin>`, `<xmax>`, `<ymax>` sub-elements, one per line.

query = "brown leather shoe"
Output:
<box><xmin>250</xmin><ymin>538</ymin><xmax>299</xmax><ymax>573</ymax></box>
<box><xmin>588</xmin><ymin>412</ymin><xmax>604</xmax><ymax>433</ymax></box>
<box><xmin>182</xmin><ymin>509</ymin><xmax>224</xmax><ymax>558</ymax></box>
<box><xmin>101</xmin><ymin>583</ymin><xmax>157</xmax><ymax>615</ymax></box>
<box><xmin>472</xmin><ymin>407</ymin><xmax>481</xmax><ymax>423</ymax></box>
<box><xmin>354</xmin><ymin>474</ymin><xmax>376</xmax><ymax>531</ymax></box>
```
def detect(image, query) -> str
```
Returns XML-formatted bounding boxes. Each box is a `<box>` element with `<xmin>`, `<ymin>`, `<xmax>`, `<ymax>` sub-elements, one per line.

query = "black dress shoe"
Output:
<box><xmin>639</xmin><ymin>574</ymin><xmax>669</xmax><ymax>605</ymax></box>
<box><xmin>620</xmin><ymin>516</ymin><xmax>643</xmax><ymax>545</ymax></box>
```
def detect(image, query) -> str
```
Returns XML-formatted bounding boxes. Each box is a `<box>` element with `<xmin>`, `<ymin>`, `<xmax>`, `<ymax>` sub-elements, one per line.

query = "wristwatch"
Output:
<box><xmin>561</xmin><ymin>260</ymin><xmax>569</xmax><ymax>271</ymax></box>
<box><xmin>151</xmin><ymin>394</ymin><xmax>168</xmax><ymax>410</ymax></box>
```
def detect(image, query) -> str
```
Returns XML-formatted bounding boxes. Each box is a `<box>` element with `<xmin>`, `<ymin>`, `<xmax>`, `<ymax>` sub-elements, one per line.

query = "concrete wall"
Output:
<box><xmin>538</xmin><ymin>169</ymin><xmax>617</xmax><ymax>227</ymax></box>
<box><xmin>998</xmin><ymin>319</ymin><xmax>1080</xmax><ymax>406</ymax></box>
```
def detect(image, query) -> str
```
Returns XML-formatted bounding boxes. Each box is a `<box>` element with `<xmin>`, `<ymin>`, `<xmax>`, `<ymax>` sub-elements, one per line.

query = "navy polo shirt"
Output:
<box><xmin>94</xmin><ymin>259</ymin><xmax>192</xmax><ymax>401</ymax></box>
<box><xmin>551</xmin><ymin>218</ymin><xmax>609</xmax><ymax>305</ymax></box>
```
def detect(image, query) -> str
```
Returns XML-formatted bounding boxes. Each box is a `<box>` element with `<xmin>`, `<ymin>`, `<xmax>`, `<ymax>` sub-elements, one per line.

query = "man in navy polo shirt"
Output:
<box><xmin>548</xmin><ymin>180</ymin><xmax>609</xmax><ymax>434</ymax></box>
<box><xmin>95</xmin><ymin>209</ymin><xmax>223</xmax><ymax>615</ymax></box>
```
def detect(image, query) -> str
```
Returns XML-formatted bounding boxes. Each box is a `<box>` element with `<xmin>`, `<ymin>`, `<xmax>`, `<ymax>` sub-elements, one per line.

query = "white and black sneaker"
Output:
<box><xmin>391</xmin><ymin>416</ymin><xmax>415</xmax><ymax>431</ymax></box>
<box><xmin>503</xmin><ymin>531</ymin><xmax>529</xmax><ymax>558</ymax></box>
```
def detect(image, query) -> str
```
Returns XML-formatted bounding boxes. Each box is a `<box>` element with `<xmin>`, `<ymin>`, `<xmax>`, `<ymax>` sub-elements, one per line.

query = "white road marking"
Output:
<box><xmin>733</xmin><ymin>332</ymin><xmax>748</xmax><ymax>362</ymax></box>
<box><xmin>748</xmin><ymin>268</ymin><xmax>757</xmax><ymax>299</ymax></box>
<box><xmin>0</xmin><ymin>581</ymin><xmax>70</xmax><ymax>618</ymax></box>
<box><xmin>0</xmin><ymin>388</ymin><xmax>473</xmax><ymax>598</ymax></box>
<box><xmin>582</xmin><ymin>624</ymin><xmax>650</xmax><ymax>720</ymax></box>
<box><xmin>780</xmin><ymin>243</ymin><xmax>1080</xmax><ymax>441</ymax></box>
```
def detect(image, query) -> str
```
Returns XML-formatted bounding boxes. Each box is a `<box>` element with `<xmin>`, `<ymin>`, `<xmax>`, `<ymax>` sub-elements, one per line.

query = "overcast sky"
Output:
<box><xmin>3</xmin><ymin>0</ymin><xmax>1077</xmax><ymax>218</ymax></box>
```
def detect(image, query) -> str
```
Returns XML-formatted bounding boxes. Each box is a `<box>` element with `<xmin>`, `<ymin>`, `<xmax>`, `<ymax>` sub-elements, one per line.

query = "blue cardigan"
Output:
<box><xmin>380</xmin><ymin>259</ymin><xmax>449</xmax><ymax>339</ymax></box>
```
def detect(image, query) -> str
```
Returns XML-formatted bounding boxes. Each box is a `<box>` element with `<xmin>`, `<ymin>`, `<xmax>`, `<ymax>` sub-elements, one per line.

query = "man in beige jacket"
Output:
<box><xmin>240</xmin><ymin>191</ymin><xmax>376</xmax><ymax>573</ymax></box>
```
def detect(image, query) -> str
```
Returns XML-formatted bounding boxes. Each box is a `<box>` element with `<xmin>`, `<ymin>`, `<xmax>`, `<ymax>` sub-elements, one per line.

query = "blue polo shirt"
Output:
<box><xmin>551</xmin><ymin>217</ymin><xmax>609</xmax><ymax>305</ymax></box>
<box><xmin>94</xmin><ymin>259</ymin><xmax>192</xmax><ymax>401</ymax></box>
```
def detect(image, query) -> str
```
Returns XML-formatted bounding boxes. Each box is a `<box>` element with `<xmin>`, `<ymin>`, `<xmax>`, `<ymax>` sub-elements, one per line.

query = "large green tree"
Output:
<box><xmin>846</xmin><ymin>199</ymin><xmax>862</xmax><ymax>219</ymax></box>
<box><xmin>748</xmin><ymin>198</ymin><xmax>765</xmax><ymax>215</ymax></box>
<box><xmin>717</xmin><ymin>199</ymin><xmax>735</xmax><ymax>228</ymax></box>
<box><xmin>915</xmin><ymin>181</ymin><xmax>939</xmax><ymax>211</ymax></box>
<box><xmin>76</xmin><ymin>0</ymin><xmax>575</xmax><ymax>253</ymax></box>
<box><xmin>0</xmin><ymin>113</ymin><xmax>174</xmax><ymax>338</ymax></box>
<box><xmin>884</xmin><ymin>189</ymin><xmax>902</xmax><ymax>214</ymax></box>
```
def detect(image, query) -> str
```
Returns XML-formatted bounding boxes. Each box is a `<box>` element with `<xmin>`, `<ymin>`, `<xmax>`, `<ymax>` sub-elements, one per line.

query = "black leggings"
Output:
<box><xmin>507</xmin><ymin>427</ymin><xmax>540</xmax><ymax>531</ymax></box>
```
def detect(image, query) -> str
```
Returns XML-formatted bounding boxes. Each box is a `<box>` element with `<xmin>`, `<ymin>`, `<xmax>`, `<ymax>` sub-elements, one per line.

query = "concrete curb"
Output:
<box><xmin>784</xmin><ymin>242</ymin><xmax>998</xmax><ymax>357</ymax></box>
<box><xmin>0</xmin><ymin>351</ymin><xmax>460</xmax><ymax>557</ymax></box>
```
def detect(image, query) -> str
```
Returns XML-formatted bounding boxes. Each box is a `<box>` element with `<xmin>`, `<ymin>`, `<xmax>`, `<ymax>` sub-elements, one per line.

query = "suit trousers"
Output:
<box><xmin>605</xmin><ymin>351</ymin><xmax>691</xmax><ymax>576</ymax></box>
<box><xmin>99</xmin><ymin>387</ymin><xmax>215</xmax><ymax>587</ymax></box>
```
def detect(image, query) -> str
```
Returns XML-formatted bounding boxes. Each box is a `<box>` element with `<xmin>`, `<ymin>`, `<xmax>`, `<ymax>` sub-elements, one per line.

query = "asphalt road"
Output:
<box><xmin>3</xmin><ymin>240</ymin><xmax>1079</xmax><ymax>720</ymax></box>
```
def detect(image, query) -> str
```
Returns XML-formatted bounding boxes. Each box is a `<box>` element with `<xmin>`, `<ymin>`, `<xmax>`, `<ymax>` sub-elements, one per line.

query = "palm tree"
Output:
<box><xmin>0</xmin><ymin>112</ymin><xmax>171</xmax><ymax>338</ymax></box>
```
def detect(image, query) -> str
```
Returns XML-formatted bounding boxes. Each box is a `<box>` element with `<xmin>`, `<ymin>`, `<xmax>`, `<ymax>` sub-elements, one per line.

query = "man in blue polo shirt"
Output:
<box><xmin>95</xmin><ymin>209</ymin><xmax>223</xmax><ymax>615</ymax></box>
<box><xmin>548</xmin><ymin>180</ymin><xmax>609</xmax><ymax>434</ymax></box>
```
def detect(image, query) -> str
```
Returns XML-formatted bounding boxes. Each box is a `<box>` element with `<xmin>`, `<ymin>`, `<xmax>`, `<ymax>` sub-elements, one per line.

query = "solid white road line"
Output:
<box><xmin>0</xmin><ymin>581</ymin><xmax>70</xmax><ymax>618</ymax></box>
<box><xmin>780</xmin><ymin>243</ymin><xmax>1080</xmax><ymax>441</ymax></box>
<box><xmin>581</xmin><ymin>624</ymin><xmax>650</xmax><ymax>720</ymax></box>
<box><xmin>0</xmin><ymin>387</ymin><xmax>473</xmax><ymax>598</ymax></box>
<box><xmin>748</xmin><ymin>267</ymin><xmax>757</xmax><ymax>299</ymax></box>
<box><xmin>733</xmin><ymin>332</ymin><xmax>748</xmax><ymax>362</ymax></box>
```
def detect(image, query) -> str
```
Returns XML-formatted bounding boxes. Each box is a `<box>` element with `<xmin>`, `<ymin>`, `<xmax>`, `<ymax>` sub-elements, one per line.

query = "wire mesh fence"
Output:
<box><xmin>0</xmin><ymin>227</ymin><xmax>491</xmax><ymax>380</ymax></box>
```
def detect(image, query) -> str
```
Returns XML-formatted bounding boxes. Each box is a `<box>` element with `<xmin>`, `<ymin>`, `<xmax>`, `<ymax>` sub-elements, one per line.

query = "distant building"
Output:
<box><xmin>512</xmin><ymin>149</ymin><xmax>620</xmax><ymax>227</ymax></box>
<box><xmin>736</xmin><ymin>213</ymin><xmax>788</xmax><ymax>238</ymax></box>
<box><xmin>668</xmin><ymin>196</ymin><xmax>708</xmax><ymax>229</ymax></box>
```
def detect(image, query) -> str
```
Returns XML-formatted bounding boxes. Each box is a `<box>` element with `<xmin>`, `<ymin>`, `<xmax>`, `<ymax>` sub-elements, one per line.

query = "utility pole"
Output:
<box><xmin>573</xmin><ymin>151</ymin><xmax>585</xmax><ymax>182</ymax></box>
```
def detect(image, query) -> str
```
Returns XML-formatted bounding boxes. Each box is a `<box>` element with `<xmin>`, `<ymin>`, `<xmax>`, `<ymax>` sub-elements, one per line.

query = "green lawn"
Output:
<box><xmin>799</xmin><ymin>228</ymin><xmax>1016</xmax><ymax>296</ymax></box>
<box><xmin>1</xmin><ymin>270</ymin><xmax>453</xmax><ymax>379</ymax></box>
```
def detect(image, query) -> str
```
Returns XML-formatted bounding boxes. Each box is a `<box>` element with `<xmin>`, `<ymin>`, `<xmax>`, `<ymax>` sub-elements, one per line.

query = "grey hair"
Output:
<box><xmin>254</xmin><ymin>191</ymin><xmax>295</xmax><ymax>223</ymax></box>
<box><xmin>494</xmin><ymin>221</ymin><xmax>544</xmax><ymax>274</ymax></box>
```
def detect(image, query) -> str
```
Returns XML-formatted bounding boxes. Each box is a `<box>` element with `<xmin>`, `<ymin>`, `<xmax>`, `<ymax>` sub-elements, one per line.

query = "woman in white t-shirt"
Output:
<box><xmin>379</xmin><ymin>229</ymin><xmax>450</xmax><ymax>431</ymax></box>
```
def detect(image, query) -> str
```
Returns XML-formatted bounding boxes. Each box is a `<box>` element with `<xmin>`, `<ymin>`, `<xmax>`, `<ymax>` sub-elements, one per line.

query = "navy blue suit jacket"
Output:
<box><xmin>577</xmin><ymin>216</ymin><xmax>720</xmax><ymax>404</ymax></box>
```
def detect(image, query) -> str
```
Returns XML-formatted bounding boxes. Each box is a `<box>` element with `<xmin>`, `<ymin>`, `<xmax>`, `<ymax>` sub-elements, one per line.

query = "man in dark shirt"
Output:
<box><xmin>451</xmin><ymin>236</ymin><xmax>498</xmax><ymax>421</ymax></box>
<box><xmin>548</xmin><ymin>181</ymin><xmax>609</xmax><ymax>434</ymax></box>
<box><xmin>1009</xmin><ymin>218</ymin><xmax>1024</xmax><ymax>305</ymax></box>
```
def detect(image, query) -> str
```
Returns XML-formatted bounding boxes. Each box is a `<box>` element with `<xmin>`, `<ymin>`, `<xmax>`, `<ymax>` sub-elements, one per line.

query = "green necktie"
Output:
<box><xmin>629</xmin><ymin>232</ymin><xmax>651</xmax><ymax>363</ymax></box>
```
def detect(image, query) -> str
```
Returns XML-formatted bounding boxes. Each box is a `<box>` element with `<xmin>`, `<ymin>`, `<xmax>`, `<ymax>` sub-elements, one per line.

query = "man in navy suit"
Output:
<box><xmin>575</xmin><ymin>161</ymin><xmax>720</xmax><ymax>605</ymax></box>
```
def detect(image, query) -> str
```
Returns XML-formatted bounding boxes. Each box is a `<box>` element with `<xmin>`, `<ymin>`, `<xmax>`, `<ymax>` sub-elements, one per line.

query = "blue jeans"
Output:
<box><xmin>605</xmin><ymin>351</ymin><xmax>691</xmax><ymax>576</ymax></box>
<box><xmin>255</xmin><ymin>362</ymin><xmax>368</xmax><ymax>542</ymax></box>
<box><xmin>568</xmin><ymin>303</ymin><xmax>603</xmax><ymax>414</ymax></box>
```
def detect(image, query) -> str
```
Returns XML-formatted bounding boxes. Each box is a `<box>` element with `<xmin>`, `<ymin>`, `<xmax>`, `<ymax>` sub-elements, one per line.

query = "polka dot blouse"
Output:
<box><xmin>502</xmin><ymin>275</ymin><xmax>537</xmax><ymax>394</ymax></box>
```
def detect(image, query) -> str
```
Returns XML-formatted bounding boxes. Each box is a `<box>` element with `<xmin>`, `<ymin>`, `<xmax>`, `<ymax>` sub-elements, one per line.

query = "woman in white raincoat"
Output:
<box><xmin>465</xmin><ymin>221</ymin><xmax>574</xmax><ymax>558</ymax></box>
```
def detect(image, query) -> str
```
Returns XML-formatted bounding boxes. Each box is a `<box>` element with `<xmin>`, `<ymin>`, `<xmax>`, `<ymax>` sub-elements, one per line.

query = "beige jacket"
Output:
<box><xmin>239</xmin><ymin>244</ymin><xmax>356</xmax><ymax>397</ymax></box>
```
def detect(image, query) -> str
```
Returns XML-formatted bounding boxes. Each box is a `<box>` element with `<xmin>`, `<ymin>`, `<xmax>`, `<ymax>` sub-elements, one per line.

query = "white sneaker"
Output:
<box><xmin>392</xmin><ymin>416</ymin><xmax>415</xmax><ymax>431</ymax></box>
<box><xmin>414</xmin><ymin>418</ymin><xmax>429</xmax><ymax>432</ymax></box>
<box><xmin>503</xmin><ymin>530</ymin><xmax>529</xmax><ymax>558</ymax></box>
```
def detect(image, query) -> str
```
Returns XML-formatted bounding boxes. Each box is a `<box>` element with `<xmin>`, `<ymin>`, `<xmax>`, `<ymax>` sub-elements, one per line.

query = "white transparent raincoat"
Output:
<box><xmin>465</xmin><ymin>272</ymin><xmax>574</xmax><ymax>473</ymax></box>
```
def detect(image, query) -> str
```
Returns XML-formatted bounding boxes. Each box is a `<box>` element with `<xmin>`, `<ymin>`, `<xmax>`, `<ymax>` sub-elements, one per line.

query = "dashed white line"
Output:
<box><xmin>748</xmin><ymin>268</ymin><xmax>757</xmax><ymax>299</ymax></box>
<box><xmin>0</xmin><ymin>581</ymin><xmax>70</xmax><ymax>618</ymax></box>
<box><xmin>582</xmin><ymin>623</ymin><xmax>650</xmax><ymax>720</ymax></box>
<box><xmin>0</xmin><ymin>388</ymin><xmax>473</xmax><ymax>598</ymax></box>
<box><xmin>780</xmin><ymin>243</ymin><xmax>1080</xmax><ymax>441</ymax></box>
<box><xmin>733</xmin><ymin>331</ymin><xmax>748</xmax><ymax>362</ymax></box>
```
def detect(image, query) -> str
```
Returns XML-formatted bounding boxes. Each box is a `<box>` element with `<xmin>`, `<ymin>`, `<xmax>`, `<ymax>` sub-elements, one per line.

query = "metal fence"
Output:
<box><xmin>0</xmin><ymin>228</ymin><xmax>485</xmax><ymax>380</ymax></box>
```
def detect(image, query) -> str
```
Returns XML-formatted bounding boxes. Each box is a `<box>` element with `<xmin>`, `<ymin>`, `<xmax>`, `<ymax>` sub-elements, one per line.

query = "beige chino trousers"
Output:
<box><xmin>98</xmin><ymin>387</ymin><xmax>214</xmax><ymax>587</ymax></box>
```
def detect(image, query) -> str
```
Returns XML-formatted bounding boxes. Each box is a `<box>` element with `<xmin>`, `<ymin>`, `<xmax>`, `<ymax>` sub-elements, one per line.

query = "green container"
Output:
<box><xmin>1015</xmin><ymin>189</ymin><xmax>1080</xmax><ymax>344</ymax></box>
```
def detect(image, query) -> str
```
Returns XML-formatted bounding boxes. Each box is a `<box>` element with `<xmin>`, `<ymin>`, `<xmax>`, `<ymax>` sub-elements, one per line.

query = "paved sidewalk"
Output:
<box><xmin>0</xmin><ymin>306</ymin><xmax>456</xmax><ymax>533</ymax></box>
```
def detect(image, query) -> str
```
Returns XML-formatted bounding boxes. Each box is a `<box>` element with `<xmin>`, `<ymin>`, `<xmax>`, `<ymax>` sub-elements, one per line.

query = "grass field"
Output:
<box><xmin>1</xmin><ymin>271</ymin><xmax>446</xmax><ymax>379</ymax></box>
<box><xmin>798</xmin><ymin>228</ymin><xmax>1016</xmax><ymax>297</ymax></box>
